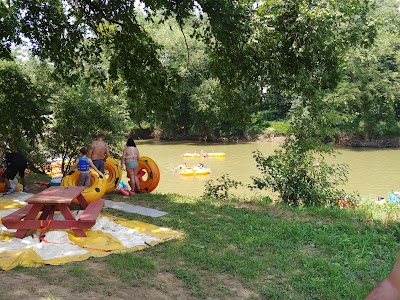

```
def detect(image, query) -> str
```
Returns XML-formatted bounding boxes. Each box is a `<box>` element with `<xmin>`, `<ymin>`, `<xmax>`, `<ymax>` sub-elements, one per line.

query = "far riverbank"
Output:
<box><xmin>132</xmin><ymin>128</ymin><xmax>400</xmax><ymax>148</ymax></box>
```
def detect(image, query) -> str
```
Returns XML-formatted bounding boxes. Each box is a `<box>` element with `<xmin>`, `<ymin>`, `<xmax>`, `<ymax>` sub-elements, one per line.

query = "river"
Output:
<box><xmin>133</xmin><ymin>140</ymin><xmax>400</xmax><ymax>199</ymax></box>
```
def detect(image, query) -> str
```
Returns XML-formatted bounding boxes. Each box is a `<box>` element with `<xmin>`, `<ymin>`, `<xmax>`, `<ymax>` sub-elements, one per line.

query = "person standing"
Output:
<box><xmin>121</xmin><ymin>137</ymin><xmax>140</xmax><ymax>193</ymax></box>
<box><xmin>70</xmin><ymin>148</ymin><xmax>103</xmax><ymax>187</ymax></box>
<box><xmin>88</xmin><ymin>133</ymin><xmax>110</xmax><ymax>174</ymax></box>
<box><xmin>2</xmin><ymin>151</ymin><xmax>29</xmax><ymax>195</ymax></box>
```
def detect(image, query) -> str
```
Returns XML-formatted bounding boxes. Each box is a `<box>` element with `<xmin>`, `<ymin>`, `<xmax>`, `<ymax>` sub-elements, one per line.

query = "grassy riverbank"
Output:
<box><xmin>2</xmin><ymin>175</ymin><xmax>399</xmax><ymax>299</ymax></box>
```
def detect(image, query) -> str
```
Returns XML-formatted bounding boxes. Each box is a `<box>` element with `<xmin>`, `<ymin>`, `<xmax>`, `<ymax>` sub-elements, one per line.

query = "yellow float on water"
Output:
<box><xmin>206</xmin><ymin>152</ymin><xmax>225</xmax><ymax>157</ymax></box>
<box><xmin>192</xmin><ymin>167</ymin><xmax>212</xmax><ymax>175</ymax></box>
<box><xmin>178</xmin><ymin>169</ymin><xmax>196</xmax><ymax>176</ymax></box>
<box><xmin>175</xmin><ymin>165</ymin><xmax>212</xmax><ymax>176</ymax></box>
<box><xmin>182</xmin><ymin>152</ymin><xmax>225</xmax><ymax>158</ymax></box>
<box><xmin>61</xmin><ymin>168</ymin><xmax>107</xmax><ymax>203</ymax></box>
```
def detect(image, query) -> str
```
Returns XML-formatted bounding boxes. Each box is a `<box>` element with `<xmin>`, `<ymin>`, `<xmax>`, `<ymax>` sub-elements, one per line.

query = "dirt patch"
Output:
<box><xmin>300</xmin><ymin>244</ymin><xmax>321</xmax><ymax>257</ymax></box>
<box><xmin>0</xmin><ymin>258</ymin><xmax>260</xmax><ymax>300</ymax></box>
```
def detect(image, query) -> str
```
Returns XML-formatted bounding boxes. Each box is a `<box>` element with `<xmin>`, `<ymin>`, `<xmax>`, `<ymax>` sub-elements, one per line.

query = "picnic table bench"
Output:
<box><xmin>1</xmin><ymin>186</ymin><xmax>104</xmax><ymax>238</ymax></box>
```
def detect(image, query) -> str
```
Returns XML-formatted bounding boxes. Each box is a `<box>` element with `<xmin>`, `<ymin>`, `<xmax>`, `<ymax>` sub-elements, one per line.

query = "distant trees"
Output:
<box><xmin>325</xmin><ymin>0</ymin><xmax>400</xmax><ymax>140</ymax></box>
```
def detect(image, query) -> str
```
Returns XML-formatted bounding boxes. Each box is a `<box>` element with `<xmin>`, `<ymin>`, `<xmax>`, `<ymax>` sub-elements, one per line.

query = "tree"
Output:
<box><xmin>47</xmin><ymin>81</ymin><xmax>129</xmax><ymax>173</ymax></box>
<box><xmin>250</xmin><ymin>1</ymin><xmax>378</xmax><ymax>206</ymax></box>
<box><xmin>1</xmin><ymin>1</ymin><xmax>376</xmax><ymax>123</ymax></box>
<box><xmin>324</xmin><ymin>0</ymin><xmax>400</xmax><ymax>140</ymax></box>
<box><xmin>0</xmin><ymin>60</ymin><xmax>50</xmax><ymax>161</ymax></box>
<box><xmin>141</xmin><ymin>15</ymin><xmax>261</xmax><ymax>139</ymax></box>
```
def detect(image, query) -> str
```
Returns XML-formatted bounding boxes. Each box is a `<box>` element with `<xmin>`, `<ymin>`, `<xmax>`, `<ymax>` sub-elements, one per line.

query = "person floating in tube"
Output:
<box><xmin>121</xmin><ymin>137</ymin><xmax>141</xmax><ymax>193</ymax></box>
<box><xmin>70</xmin><ymin>147</ymin><xmax>103</xmax><ymax>187</ymax></box>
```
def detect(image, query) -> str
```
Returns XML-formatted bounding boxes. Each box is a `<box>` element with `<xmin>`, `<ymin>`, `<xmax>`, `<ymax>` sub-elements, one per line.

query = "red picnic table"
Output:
<box><xmin>2</xmin><ymin>186</ymin><xmax>104</xmax><ymax>239</ymax></box>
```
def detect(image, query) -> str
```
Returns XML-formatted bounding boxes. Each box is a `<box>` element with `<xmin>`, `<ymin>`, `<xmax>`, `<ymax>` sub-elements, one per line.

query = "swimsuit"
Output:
<box><xmin>125</xmin><ymin>147</ymin><xmax>138</xmax><ymax>169</ymax></box>
<box><xmin>125</xmin><ymin>160</ymin><xmax>138</xmax><ymax>169</ymax></box>
<box><xmin>92</xmin><ymin>159</ymin><xmax>105</xmax><ymax>173</ymax></box>
<box><xmin>77</xmin><ymin>172</ymin><xmax>91</xmax><ymax>187</ymax></box>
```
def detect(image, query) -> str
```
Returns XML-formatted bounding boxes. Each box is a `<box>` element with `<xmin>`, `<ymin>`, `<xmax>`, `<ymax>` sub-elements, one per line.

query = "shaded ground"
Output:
<box><xmin>0</xmin><ymin>182</ymin><xmax>260</xmax><ymax>300</ymax></box>
<box><xmin>0</xmin><ymin>256</ymin><xmax>257</xmax><ymax>300</ymax></box>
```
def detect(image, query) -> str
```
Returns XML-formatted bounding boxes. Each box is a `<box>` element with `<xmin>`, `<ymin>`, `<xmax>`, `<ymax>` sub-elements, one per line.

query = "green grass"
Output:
<box><xmin>102</xmin><ymin>192</ymin><xmax>400</xmax><ymax>299</ymax></box>
<box><xmin>105</xmin><ymin>252</ymin><xmax>157</xmax><ymax>283</ymax></box>
<box><xmin>268</xmin><ymin>121</ymin><xmax>290</xmax><ymax>134</ymax></box>
<box><xmin>25</xmin><ymin>173</ymin><xmax>52</xmax><ymax>184</ymax></box>
<box><xmin>14</xmin><ymin>176</ymin><xmax>400</xmax><ymax>299</ymax></box>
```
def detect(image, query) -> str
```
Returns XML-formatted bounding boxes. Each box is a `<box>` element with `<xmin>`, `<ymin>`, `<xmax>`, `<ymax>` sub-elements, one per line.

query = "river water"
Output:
<box><xmin>134</xmin><ymin>140</ymin><xmax>400</xmax><ymax>199</ymax></box>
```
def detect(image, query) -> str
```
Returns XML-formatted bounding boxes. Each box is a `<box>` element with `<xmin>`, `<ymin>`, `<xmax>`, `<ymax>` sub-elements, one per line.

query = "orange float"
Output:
<box><xmin>137</xmin><ymin>156</ymin><xmax>160</xmax><ymax>192</ymax></box>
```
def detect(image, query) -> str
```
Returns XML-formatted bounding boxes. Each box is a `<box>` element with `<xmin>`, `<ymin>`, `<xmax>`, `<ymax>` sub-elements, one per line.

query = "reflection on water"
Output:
<box><xmin>134</xmin><ymin>140</ymin><xmax>400</xmax><ymax>199</ymax></box>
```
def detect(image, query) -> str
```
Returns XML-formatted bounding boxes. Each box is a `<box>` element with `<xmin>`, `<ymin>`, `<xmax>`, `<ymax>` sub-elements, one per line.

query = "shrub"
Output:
<box><xmin>251</xmin><ymin>138</ymin><xmax>349</xmax><ymax>206</ymax></box>
<box><xmin>203</xmin><ymin>174</ymin><xmax>243</xmax><ymax>199</ymax></box>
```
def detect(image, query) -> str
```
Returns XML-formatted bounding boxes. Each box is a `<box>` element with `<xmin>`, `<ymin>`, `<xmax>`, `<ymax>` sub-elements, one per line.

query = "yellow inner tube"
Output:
<box><xmin>193</xmin><ymin>168</ymin><xmax>211</xmax><ymax>175</ymax></box>
<box><xmin>104</xmin><ymin>157</ymin><xmax>122</xmax><ymax>193</ymax></box>
<box><xmin>61</xmin><ymin>168</ymin><xmax>107</xmax><ymax>203</ymax></box>
<box><xmin>138</xmin><ymin>156</ymin><xmax>160</xmax><ymax>192</ymax></box>
<box><xmin>207</xmin><ymin>152</ymin><xmax>225</xmax><ymax>157</ymax></box>
<box><xmin>178</xmin><ymin>169</ymin><xmax>195</xmax><ymax>176</ymax></box>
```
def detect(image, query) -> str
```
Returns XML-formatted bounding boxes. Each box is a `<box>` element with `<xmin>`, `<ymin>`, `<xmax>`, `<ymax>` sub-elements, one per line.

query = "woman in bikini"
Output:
<box><xmin>121</xmin><ymin>137</ymin><xmax>141</xmax><ymax>193</ymax></box>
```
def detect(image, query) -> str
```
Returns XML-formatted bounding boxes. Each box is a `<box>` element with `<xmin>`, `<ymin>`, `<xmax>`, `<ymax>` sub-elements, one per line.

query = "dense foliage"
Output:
<box><xmin>1</xmin><ymin>0</ymin><xmax>396</xmax><ymax>206</ymax></box>
<box><xmin>0</xmin><ymin>0</ymin><xmax>379</xmax><ymax>139</ymax></box>
<box><xmin>324</xmin><ymin>0</ymin><xmax>400</xmax><ymax>140</ymax></box>
<box><xmin>0</xmin><ymin>60</ymin><xmax>49</xmax><ymax>164</ymax></box>
<box><xmin>47</xmin><ymin>81</ymin><xmax>129</xmax><ymax>172</ymax></box>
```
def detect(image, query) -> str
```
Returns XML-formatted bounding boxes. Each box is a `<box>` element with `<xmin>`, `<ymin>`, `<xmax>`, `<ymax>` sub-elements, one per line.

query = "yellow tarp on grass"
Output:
<box><xmin>0</xmin><ymin>197</ymin><xmax>183</xmax><ymax>270</ymax></box>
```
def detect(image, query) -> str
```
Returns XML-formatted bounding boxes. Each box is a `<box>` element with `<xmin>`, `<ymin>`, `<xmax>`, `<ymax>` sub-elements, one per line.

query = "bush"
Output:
<box><xmin>203</xmin><ymin>174</ymin><xmax>243</xmax><ymax>199</ymax></box>
<box><xmin>251</xmin><ymin>139</ymin><xmax>349</xmax><ymax>206</ymax></box>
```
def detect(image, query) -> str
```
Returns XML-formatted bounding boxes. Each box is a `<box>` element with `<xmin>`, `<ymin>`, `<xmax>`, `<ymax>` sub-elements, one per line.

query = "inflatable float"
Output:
<box><xmin>175</xmin><ymin>165</ymin><xmax>212</xmax><ymax>176</ymax></box>
<box><xmin>178</xmin><ymin>169</ymin><xmax>195</xmax><ymax>176</ymax></box>
<box><xmin>207</xmin><ymin>152</ymin><xmax>225</xmax><ymax>157</ymax></box>
<box><xmin>0</xmin><ymin>182</ymin><xmax>23</xmax><ymax>193</ymax></box>
<box><xmin>0</xmin><ymin>169</ymin><xmax>23</xmax><ymax>192</ymax></box>
<box><xmin>0</xmin><ymin>182</ymin><xmax>5</xmax><ymax>193</ymax></box>
<box><xmin>61</xmin><ymin>168</ymin><xmax>107</xmax><ymax>203</ymax></box>
<box><xmin>137</xmin><ymin>156</ymin><xmax>160</xmax><ymax>192</ymax></box>
<box><xmin>104</xmin><ymin>157</ymin><xmax>122</xmax><ymax>193</ymax></box>
<box><xmin>191</xmin><ymin>166</ymin><xmax>212</xmax><ymax>175</ymax></box>
<box><xmin>182</xmin><ymin>152</ymin><xmax>225</xmax><ymax>158</ymax></box>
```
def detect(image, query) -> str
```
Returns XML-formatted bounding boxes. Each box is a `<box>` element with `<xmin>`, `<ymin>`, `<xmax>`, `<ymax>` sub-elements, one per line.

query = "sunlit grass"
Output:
<box><xmin>102</xmin><ymin>192</ymin><xmax>400</xmax><ymax>299</ymax></box>
<box><xmin>268</xmin><ymin>121</ymin><xmax>290</xmax><ymax>134</ymax></box>
<box><xmin>14</xmin><ymin>176</ymin><xmax>400</xmax><ymax>299</ymax></box>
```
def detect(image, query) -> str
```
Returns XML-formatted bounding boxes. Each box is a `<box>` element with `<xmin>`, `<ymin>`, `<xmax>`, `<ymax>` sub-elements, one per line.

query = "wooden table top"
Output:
<box><xmin>27</xmin><ymin>186</ymin><xmax>86</xmax><ymax>204</ymax></box>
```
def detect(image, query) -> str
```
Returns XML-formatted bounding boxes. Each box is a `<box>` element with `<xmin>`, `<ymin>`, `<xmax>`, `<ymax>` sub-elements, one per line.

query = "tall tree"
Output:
<box><xmin>1</xmin><ymin>1</ymin><xmax>376</xmax><ymax>115</ymax></box>
<box><xmin>0</xmin><ymin>60</ymin><xmax>50</xmax><ymax>158</ymax></box>
<box><xmin>47</xmin><ymin>80</ymin><xmax>129</xmax><ymax>172</ymax></box>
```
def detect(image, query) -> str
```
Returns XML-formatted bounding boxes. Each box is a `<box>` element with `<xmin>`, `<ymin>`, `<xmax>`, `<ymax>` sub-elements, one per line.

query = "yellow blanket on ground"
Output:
<box><xmin>0</xmin><ymin>198</ymin><xmax>183</xmax><ymax>270</ymax></box>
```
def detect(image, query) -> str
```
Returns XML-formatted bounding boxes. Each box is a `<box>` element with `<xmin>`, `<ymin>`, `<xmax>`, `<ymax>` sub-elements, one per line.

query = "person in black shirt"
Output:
<box><xmin>2</xmin><ymin>152</ymin><xmax>28</xmax><ymax>195</ymax></box>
